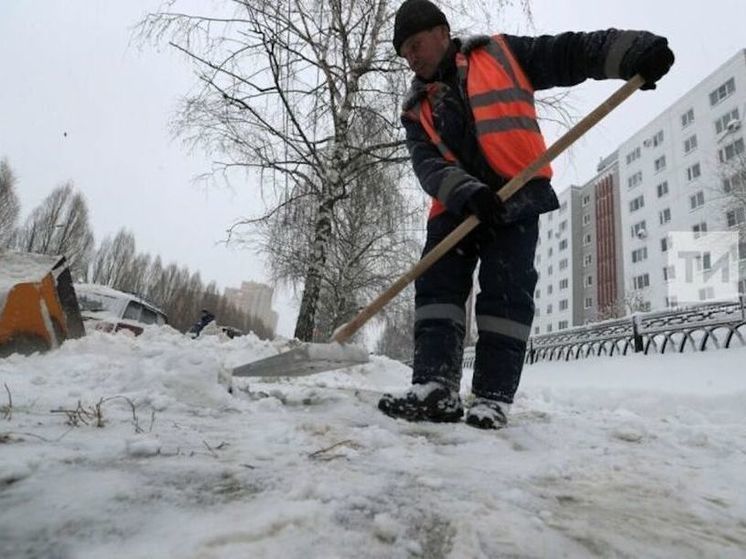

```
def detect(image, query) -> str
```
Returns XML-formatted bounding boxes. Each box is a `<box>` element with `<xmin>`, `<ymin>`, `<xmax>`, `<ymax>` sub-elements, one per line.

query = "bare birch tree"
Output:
<box><xmin>715</xmin><ymin>149</ymin><xmax>746</xmax><ymax>292</ymax></box>
<box><xmin>14</xmin><ymin>183</ymin><xmax>94</xmax><ymax>278</ymax></box>
<box><xmin>0</xmin><ymin>158</ymin><xmax>20</xmax><ymax>249</ymax></box>
<box><xmin>88</xmin><ymin>229</ymin><xmax>137</xmax><ymax>287</ymax></box>
<box><xmin>138</xmin><ymin>0</ymin><xmax>412</xmax><ymax>341</ymax></box>
<box><xmin>138</xmin><ymin>0</ymin><xmax>533</xmax><ymax>341</ymax></box>
<box><xmin>718</xmin><ymin>151</ymin><xmax>746</xmax><ymax>237</ymax></box>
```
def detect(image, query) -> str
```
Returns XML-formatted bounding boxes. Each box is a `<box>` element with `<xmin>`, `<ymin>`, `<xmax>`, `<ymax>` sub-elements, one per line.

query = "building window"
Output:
<box><xmin>715</xmin><ymin>108</ymin><xmax>740</xmax><ymax>134</ymax></box>
<box><xmin>584</xmin><ymin>297</ymin><xmax>593</xmax><ymax>309</ymax></box>
<box><xmin>558</xmin><ymin>320</ymin><xmax>569</xmax><ymax>330</ymax></box>
<box><xmin>689</xmin><ymin>191</ymin><xmax>705</xmax><ymax>210</ymax></box>
<box><xmin>534</xmin><ymin>325</ymin><xmax>540</xmax><ymax>335</ymax></box>
<box><xmin>681</xmin><ymin>108</ymin><xmax>694</xmax><ymax>128</ymax></box>
<box><xmin>559</xmin><ymin>239</ymin><xmax>568</xmax><ymax>251</ymax></box>
<box><xmin>547</xmin><ymin>265</ymin><xmax>553</xmax><ymax>276</ymax></box>
<box><xmin>629</xmin><ymin>195</ymin><xmax>645</xmax><ymax>212</ymax></box>
<box><xmin>684</xmin><ymin>134</ymin><xmax>698</xmax><ymax>154</ymax></box>
<box><xmin>632</xmin><ymin>247</ymin><xmax>648</xmax><ymax>263</ymax></box>
<box><xmin>582</xmin><ymin>213</ymin><xmax>591</xmax><ymax>226</ymax></box>
<box><xmin>663</xmin><ymin>266</ymin><xmax>676</xmax><ymax>281</ymax></box>
<box><xmin>723</xmin><ymin>173</ymin><xmax>744</xmax><ymax>193</ymax></box>
<box><xmin>548</xmin><ymin>284</ymin><xmax>554</xmax><ymax>295</ymax></box>
<box><xmin>652</xmin><ymin>130</ymin><xmax>664</xmax><ymax>147</ymax></box>
<box><xmin>633</xmin><ymin>273</ymin><xmax>650</xmax><ymax>290</ymax></box>
<box><xmin>547</xmin><ymin>304</ymin><xmax>553</xmax><ymax>315</ymax></box>
<box><xmin>560</xmin><ymin>201</ymin><xmax>567</xmax><ymax>213</ymax></box>
<box><xmin>692</xmin><ymin>222</ymin><xmax>708</xmax><ymax>238</ymax></box>
<box><xmin>659</xmin><ymin>208</ymin><xmax>671</xmax><ymax>225</ymax></box>
<box><xmin>718</xmin><ymin>137</ymin><xmax>744</xmax><ymax>163</ymax></box>
<box><xmin>585</xmin><ymin>275</ymin><xmax>593</xmax><ymax>287</ymax></box>
<box><xmin>548</xmin><ymin>247</ymin><xmax>553</xmax><ymax>257</ymax></box>
<box><xmin>625</xmin><ymin>147</ymin><xmax>641</xmax><ymax>165</ymax></box>
<box><xmin>559</xmin><ymin>258</ymin><xmax>568</xmax><ymax>270</ymax></box>
<box><xmin>582</xmin><ymin>194</ymin><xmax>591</xmax><ymax>206</ymax></box>
<box><xmin>657</xmin><ymin>181</ymin><xmax>669</xmax><ymax>197</ymax></box>
<box><xmin>584</xmin><ymin>233</ymin><xmax>592</xmax><ymax>246</ymax></box>
<box><xmin>559</xmin><ymin>278</ymin><xmax>569</xmax><ymax>290</ymax></box>
<box><xmin>628</xmin><ymin>171</ymin><xmax>643</xmax><ymax>188</ymax></box>
<box><xmin>630</xmin><ymin>220</ymin><xmax>647</xmax><ymax>239</ymax></box>
<box><xmin>699</xmin><ymin>286</ymin><xmax>715</xmax><ymax>301</ymax></box>
<box><xmin>535</xmin><ymin>288</ymin><xmax>541</xmax><ymax>299</ymax></box>
<box><xmin>661</xmin><ymin>237</ymin><xmax>669</xmax><ymax>252</ymax></box>
<box><xmin>702</xmin><ymin>252</ymin><xmax>712</xmax><ymax>271</ymax></box>
<box><xmin>709</xmin><ymin>77</ymin><xmax>736</xmax><ymax>106</ymax></box>
<box><xmin>559</xmin><ymin>299</ymin><xmax>569</xmax><ymax>311</ymax></box>
<box><xmin>654</xmin><ymin>155</ymin><xmax>666</xmax><ymax>172</ymax></box>
<box><xmin>584</xmin><ymin>254</ymin><xmax>592</xmax><ymax>267</ymax></box>
<box><xmin>726</xmin><ymin>207</ymin><xmax>746</xmax><ymax>227</ymax></box>
<box><xmin>547</xmin><ymin>324</ymin><xmax>553</xmax><ymax>333</ymax></box>
<box><xmin>547</xmin><ymin>229</ymin><xmax>553</xmax><ymax>240</ymax></box>
<box><xmin>666</xmin><ymin>296</ymin><xmax>679</xmax><ymax>308</ymax></box>
<box><xmin>686</xmin><ymin>163</ymin><xmax>701</xmax><ymax>182</ymax></box>
<box><xmin>559</xmin><ymin>220</ymin><xmax>568</xmax><ymax>232</ymax></box>
<box><xmin>548</xmin><ymin>212</ymin><xmax>554</xmax><ymax>222</ymax></box>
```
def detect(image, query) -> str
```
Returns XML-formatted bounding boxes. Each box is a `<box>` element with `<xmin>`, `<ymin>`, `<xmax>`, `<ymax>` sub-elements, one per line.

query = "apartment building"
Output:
<box><xmin>533</xmin><ymin>186</ymin><xmax>580</xmax><ymax>335</ymax></box>
<box><xmin>225</xmin><ymin>281</ymin><xmax>279</xmax><ymax>334</ymax></box>
<box><xmin>531</xmin><ymin>49</ymin><xmax>746</xmax><ymax>337</ymax></box>
<box><xmin>616</xmin><ymin>49</ymin><xmax>746</xmax><ymax>310</ymax></box>
<box><xmin>582</xmin><ymin>152</ymin><xmax>625</xmax><ymax>323</ymax></box>
<box><xmin>533</xmin><ymin>151</ymin><xmax>624</xmax><ymax>335</ymax></box>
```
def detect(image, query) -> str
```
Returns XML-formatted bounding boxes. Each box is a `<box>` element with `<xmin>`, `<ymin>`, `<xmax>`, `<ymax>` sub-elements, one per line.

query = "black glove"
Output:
<box><xmin>635</xmin><ymin>40</ymin><xmax>674</xmax><ymax>90</ymax></box>
<box><xmin>464</xmin><ymin>186</ymin><xmax>504</xmax><ymax>246</ymax></box>
<box><xmin>466</xmin><ymin>186</ymin><xmax>502</xmax><ymax>225</ymax></box>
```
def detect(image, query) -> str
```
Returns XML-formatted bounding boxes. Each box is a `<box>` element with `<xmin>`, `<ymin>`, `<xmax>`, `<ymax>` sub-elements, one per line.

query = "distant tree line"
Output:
<box><xmin>0</xmin><ymin>157</ymin><xmax>274</xmax><ymax>339</ymax></box>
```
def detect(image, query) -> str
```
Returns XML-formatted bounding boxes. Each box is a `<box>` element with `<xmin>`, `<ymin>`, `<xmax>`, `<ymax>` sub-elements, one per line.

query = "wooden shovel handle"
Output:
<box><xmin>332</xmin><ymin>74</ymin><xmax>646</xmax><ymax>344</ymax></box>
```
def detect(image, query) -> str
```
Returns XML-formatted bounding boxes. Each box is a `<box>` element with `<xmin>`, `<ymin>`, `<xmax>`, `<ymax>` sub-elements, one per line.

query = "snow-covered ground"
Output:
<box><xmin>1</xmin><ymin>327</ymin><xmax>745</xmax><ymax>558</ymax></box>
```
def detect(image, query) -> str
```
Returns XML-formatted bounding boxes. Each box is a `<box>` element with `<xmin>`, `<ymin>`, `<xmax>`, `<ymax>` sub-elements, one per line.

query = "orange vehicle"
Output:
<box><xmin>0</xmin><ymin>252</ymin><xmax>85</xmax><ymax>357</ymax></box>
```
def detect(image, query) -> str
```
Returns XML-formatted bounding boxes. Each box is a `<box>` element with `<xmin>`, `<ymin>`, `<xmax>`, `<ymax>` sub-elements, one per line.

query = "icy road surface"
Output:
<box><xmin>1</xmin><ymin>327</ymin><xmax>745</xmax><ymax>558</ymax></box>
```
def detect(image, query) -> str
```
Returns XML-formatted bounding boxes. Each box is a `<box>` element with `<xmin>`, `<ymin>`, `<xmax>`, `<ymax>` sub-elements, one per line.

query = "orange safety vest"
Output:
<box><xmin>405</xmin><ymin>34</ymin><xmax>552</xmax><ymax>219</ymax></box>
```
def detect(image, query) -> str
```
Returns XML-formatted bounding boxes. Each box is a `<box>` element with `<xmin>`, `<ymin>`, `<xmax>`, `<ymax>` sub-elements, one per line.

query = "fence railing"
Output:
<box><xmin>462</xmin><ymin>296</ymin><xmax>746</xmax><ymax>368</ymax></box>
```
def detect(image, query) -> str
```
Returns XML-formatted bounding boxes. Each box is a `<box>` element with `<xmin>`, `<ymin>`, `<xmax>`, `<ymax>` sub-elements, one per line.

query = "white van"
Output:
<box><xmin>74</xmin><ymin>283</ymin><xmax>168</xmax><ymax>336</ymax></box>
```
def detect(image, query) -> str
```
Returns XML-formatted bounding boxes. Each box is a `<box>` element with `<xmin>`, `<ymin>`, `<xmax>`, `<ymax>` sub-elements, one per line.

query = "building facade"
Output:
<box><xmin>533</xmin><ymin>185</ymin><xmax>580</xmax><ymax>335</ymax></box>
<box><xmin>533</xmin><ymin>152</ymin><xmax>624</xmax><ymax>335</ymax></box>
<box><xmin>532</xmin><ymin>48</ymin><xmax>746</xmax><ymax>338</ymax></box>
<box><xmin>224</xmin><ymin>281</ymin><xmax>279</xmax><ymax>334</ymax></box>
<box><xmin>616</xmin><ymin>49</ymin><xmax>746</xmax><ymax>311</ymax></box>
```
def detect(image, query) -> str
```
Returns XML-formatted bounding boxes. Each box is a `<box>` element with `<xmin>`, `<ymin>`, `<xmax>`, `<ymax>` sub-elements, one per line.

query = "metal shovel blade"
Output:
<box><xmin>232</xmin><ymin>342</ymin><xmax>369</xmax><ymax>378</ymax></box>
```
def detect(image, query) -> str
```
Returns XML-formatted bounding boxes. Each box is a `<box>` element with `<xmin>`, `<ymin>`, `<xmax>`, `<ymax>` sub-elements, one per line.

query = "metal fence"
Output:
<box><xmin>462</xmin><ymin>296</ymin><xmax>746</xmax><ymax>368</ymax></box>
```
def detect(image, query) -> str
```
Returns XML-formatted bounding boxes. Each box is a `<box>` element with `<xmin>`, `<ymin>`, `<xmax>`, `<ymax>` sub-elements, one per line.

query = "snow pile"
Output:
<box><xmin>0</xmin><ymin>327</ymin><xmax>745</xmax><ymax>558</ymax></box>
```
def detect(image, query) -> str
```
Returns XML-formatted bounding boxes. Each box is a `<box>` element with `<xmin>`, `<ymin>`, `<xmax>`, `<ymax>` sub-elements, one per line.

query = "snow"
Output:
<box><xmin>1</xmin><ymin>327</ymin><xmax>745</xmax><ymax>558</ymax></box>
<box><xmin>0</xmin><ymin>251</ymin><xmax>62</xmax><ymax>311</ymax></box>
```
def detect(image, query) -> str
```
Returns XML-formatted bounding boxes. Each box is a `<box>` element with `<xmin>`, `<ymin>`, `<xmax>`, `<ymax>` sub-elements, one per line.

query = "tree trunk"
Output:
<box><xmin>293</xmin><ymin>197</ymin><xmax>334</xmax><ymax>341</ymax></box>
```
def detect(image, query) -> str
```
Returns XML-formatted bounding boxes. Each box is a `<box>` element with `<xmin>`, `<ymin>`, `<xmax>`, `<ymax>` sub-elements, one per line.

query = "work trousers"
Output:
<box><xmin>412</xmin><ymin>213</ymin><xmax>539</xmax><ymax>403</ymax></box>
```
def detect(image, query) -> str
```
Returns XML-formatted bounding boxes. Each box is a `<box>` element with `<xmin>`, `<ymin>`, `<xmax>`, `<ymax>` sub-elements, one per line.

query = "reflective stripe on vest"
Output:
<box><xmin>409</xmin><ymin>35</ymin><xmax>552</xmax><ymax>220</ymax></box>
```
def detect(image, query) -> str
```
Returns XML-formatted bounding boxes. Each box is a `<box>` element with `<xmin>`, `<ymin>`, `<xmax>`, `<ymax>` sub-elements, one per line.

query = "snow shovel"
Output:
<box><xmin>232</xmin><ymin>75</ymin><xmax>647</xmax><ymax>379</ymax></box>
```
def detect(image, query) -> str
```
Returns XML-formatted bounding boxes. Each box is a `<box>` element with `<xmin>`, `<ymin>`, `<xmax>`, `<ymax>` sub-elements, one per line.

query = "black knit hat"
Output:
<box><xmin>392</xmin><ymin>0</ymin><xmax>450</xmax><ymax>56</ymax></box>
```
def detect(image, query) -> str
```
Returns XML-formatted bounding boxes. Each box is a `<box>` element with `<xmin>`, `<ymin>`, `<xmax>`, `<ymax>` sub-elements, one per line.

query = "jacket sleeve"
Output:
<box><xmin>402</xmin><ymin>113</ymin><xmax>486</xmax><ymax>217</ymax></box>
<box><xmin>503</xmin><ymin>30</ymin><xmax>668</xmax><ymax>90</ymax></box>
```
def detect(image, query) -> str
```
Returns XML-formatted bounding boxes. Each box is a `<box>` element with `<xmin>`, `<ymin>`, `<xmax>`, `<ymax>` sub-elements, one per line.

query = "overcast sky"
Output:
<box><xmin>1</xmin><ymin>1</ymin><xmax>745</xmax><ymax>337</ymax></box>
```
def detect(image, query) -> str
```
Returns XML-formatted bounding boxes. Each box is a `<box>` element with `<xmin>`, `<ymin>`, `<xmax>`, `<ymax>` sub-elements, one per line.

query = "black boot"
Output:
<box><xmin>378</xmin><ymin>382</ymin><xmax>463</xmax><ymax>423</ymax></box>
<box><xmin>465</xmin><ymin>397</ymin><xmax>508</xmax><ymax>430</ymax></box>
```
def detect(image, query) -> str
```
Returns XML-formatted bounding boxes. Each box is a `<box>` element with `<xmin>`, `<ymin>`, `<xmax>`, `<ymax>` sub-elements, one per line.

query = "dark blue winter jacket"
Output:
<box><xmin>402</xmin><ymin>29</ymin><xmax>668</xmax><ymax>223</ymax></box>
